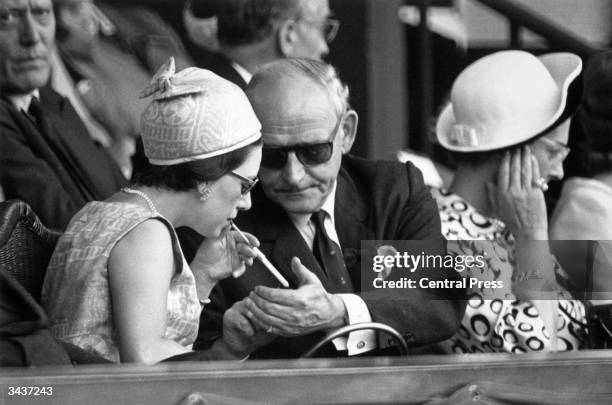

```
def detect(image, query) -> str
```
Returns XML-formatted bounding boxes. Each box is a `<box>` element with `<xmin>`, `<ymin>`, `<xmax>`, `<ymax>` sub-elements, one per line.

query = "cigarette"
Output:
<box><xmin>230</xmin><ymin>222</ymin><xmax>290</xmax><ymax>287</ymax></box>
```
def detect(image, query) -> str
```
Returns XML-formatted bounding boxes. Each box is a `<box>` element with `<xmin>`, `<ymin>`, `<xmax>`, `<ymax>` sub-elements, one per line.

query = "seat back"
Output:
<box><xmin>0</xmin><ymin>200</ymin><xmax>61</xmax><ymax>302</ymax></box>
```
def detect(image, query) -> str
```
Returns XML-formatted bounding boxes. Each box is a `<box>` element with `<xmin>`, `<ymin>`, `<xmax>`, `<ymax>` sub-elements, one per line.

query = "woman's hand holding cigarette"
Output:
<box><xmin>230</xmin><ymin>222</ymin><xmax>290</xmax><ymax>287</ymax></box>
<box><xmin>190</xmin><ymin>228</ymin><xmax>260</xmax><ymax>301</ymax></box>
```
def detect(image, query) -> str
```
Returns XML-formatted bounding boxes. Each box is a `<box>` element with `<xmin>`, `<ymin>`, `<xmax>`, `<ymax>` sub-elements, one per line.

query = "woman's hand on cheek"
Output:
<box><xmin>487</xmin><ymin>147</ymin><xmax>548</xmax><ymax>239</ymax></box>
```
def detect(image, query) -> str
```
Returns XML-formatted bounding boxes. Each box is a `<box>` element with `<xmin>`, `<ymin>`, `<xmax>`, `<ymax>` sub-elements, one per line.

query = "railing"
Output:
<box><xmin>2</xmin><ymin>351</ymin><xmax>612</xmax><ymax>404</ymax></box>
<box><xmin>405</xmin><ymin>0</ymin><xmax>603</xmax><ymax>155</ymax></box>
<box><xmin>475</xmin><ymin>0</ymin><xmax>601</xmax><ymax>55</ymax></box>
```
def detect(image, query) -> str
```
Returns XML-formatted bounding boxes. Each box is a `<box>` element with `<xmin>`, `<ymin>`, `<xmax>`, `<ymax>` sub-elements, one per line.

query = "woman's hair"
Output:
<box><xmin>133</xmin><ymin>138</ymin><xmax>262</xmax><ymax>191</ymax></box>
<box><xmin>449</xmin><ymin>137</ymin><xmax>538</xmax><ymax>167</ymax></box>
<box><xmin>565</xmin><ymin>50</ymin><xmax>612</xmax><ymax>178</ymax></box>
<box><xmin>447</xmin><ymin>115</ymin><xmax>575</xmax><ymax>167</ymax></box>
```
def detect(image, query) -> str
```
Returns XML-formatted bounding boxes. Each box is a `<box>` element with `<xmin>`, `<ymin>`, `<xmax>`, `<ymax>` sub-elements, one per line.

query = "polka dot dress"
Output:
<box><xmin>431</xmin><ymin>188</ymin><xmax>587</xmax><ymax>353</ymax></box>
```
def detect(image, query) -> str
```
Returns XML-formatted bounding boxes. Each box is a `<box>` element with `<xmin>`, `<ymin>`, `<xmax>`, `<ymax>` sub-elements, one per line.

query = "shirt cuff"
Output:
<box><xmin>331</xmin><ymin>294</ymin><xmax>376</xmax><ymax>355</ymax></box>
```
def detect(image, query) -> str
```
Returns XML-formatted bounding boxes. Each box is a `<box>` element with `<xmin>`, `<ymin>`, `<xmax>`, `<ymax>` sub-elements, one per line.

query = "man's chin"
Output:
<box><xmin>274</xmin><ymin>197</ymin><xmax>321</xmax><ymax>215</ymax></box>
<box><xmin>10</xmin><ymin>72</ymin><xmax>50</xmax><ymax>94</ymax></box>
<box><xmin>264</xmin><ymin>187</ymin><xmax>328</xmax><ymax>215</ymax></box>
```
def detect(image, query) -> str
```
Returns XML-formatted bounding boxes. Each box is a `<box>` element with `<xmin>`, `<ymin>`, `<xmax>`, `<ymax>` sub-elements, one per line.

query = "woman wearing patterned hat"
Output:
<box><xmin>432</xmin><ymin>50</ymin><xmax>587</xmax><ymax>353</ymax></box>
<box><xmin>42</xmin><ymin>58</ymin><xmax>266</xmax><ymax>363</ymax></box>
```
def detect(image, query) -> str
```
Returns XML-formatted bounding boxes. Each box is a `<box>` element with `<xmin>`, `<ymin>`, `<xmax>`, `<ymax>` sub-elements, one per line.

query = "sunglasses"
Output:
<box><xmin>321</xmin><ymin>18</ymin><xmax>340</xmax><ymax>43</ymax></box>
<box><xmin>535</xmin><ymin>137</ymin><xmax>571</xmax><ymax>163</ymax></box>
<box><xmin>261</xmin><ymin>114</ymin><xmax>344</xmax><ymax>170</ymax></box>
<box><xmin>230</xmin><ymin>171</ymin><xmax>259</xmax><ymax>195</ymax></box>
<box><xmin>296</xmin><ymin>18</ymin><xmax>340</xmax><ymax>44</ymax></box>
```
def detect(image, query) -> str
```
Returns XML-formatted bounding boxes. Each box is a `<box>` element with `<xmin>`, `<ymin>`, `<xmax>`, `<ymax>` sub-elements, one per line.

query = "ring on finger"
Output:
<box><xmin>533</xmin><ymin>177</ymin><xmax>548</xmax><ymax>192</ymax></box>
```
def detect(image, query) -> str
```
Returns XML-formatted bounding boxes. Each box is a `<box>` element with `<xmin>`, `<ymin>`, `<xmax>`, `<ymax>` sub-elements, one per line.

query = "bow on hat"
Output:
<box><xmin>139</xmin><ymin>57</ymin><xmax>219</xmax><ymax>100</ymax></box>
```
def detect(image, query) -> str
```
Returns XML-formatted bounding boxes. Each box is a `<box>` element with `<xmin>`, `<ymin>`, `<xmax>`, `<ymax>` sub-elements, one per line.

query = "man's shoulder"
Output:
<box><xmin>0</xmin><ymin>95</ymin><xmax>24</xmax><ymax>117</ymax></box>
<box><xmin>342</xmin><ymin>154</ymin><xmax>421</xmax><ymax>176</ymax></box>
<box><xmin>0</xmin><ymin>97</ymin><xmax>30</xmax><ymax>138</ymax></box>
<box><xmin>38</xmin><ymin>86</ymin><xmax>67</xmax><ymax>111</ymax></box>
<box><xmin>340</xmin><ymin>154</ymin><xmax>425</xmax><ymax>196</ymax></box>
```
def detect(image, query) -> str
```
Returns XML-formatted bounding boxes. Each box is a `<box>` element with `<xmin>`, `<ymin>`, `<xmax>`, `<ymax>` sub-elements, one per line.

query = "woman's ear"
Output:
<box><xmin>340</xmin><ymin>109</ymin><xmax>358</xmax><ymax>154</ymax></box>
<box><xmin>277</xmin><ymin>19</ymin><xmax>298</xmax><ymax>57</ymax></box>
<box><xmin>197</xmin><ymin>182</ymin><xmax>212</xmax><ymax>202</ymax></box>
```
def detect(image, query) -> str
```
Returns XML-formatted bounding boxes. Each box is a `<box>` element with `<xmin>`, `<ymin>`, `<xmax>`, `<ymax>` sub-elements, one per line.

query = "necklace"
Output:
<box><xmin>121</xmin><ymin>187</ymin><xmax>158</xmax><ymax>213</ymax></box>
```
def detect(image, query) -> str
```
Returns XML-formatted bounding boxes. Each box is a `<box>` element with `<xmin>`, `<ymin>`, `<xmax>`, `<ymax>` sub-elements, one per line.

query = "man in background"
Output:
<box><xmin>0</xmin><ymin>0</ymin><xmax>126</xmax><ymax>229</ymax></box>
<box><xmin>188</xmin><ymin>0</ymin><xmax>338</xmax><ymax>87</ymax></box>
<box><xmin>51</xmin><ymin>0</ymin><xmax>194</xmax><ymax>178</ymax></box>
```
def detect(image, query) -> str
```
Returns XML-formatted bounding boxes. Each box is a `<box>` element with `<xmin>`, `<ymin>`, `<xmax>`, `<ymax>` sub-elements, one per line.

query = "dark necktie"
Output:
<box><xmin>312</xmin><ymin>211</ymin><xmax>353</xmax><ymax>293</ymax></box>
<box><xmin>27</xmin><ymin>96</ymin><xmax>66</xmax><ymax>151</ymax></box>
<box><xmin>26</xmin><ymin>97</ymin><xmax>61</xmax><ymax>149</ymax></box>
<box><xmin>27</xmin><ymin>97</ymin><xmax>46</xmax><ymax>128</ymax></box>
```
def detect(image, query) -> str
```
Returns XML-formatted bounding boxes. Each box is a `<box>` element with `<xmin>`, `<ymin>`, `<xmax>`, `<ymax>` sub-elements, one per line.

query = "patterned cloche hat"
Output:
<box><xmin>140</xmin><ymin>57</ymin><xmax>261</xmax><ymax>165</ymax></box>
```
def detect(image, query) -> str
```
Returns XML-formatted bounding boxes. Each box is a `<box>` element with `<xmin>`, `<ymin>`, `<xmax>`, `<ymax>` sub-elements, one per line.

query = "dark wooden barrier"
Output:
<box><xmin>2</xmin><ymin>350</ymin><xmax>612</xmax><ymax>404</ymax></box>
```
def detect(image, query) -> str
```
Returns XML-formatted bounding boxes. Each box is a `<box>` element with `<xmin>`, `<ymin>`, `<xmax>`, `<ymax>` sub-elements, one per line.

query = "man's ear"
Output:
<box><xmin>277</xmin><ymin>19</ymin><xmax>298</xmax><ymax>57</ymax></box>
<box><xmin>340</xmin><ymin>110</ymin><xmax>358</xmax><ymax>154</ymax></box>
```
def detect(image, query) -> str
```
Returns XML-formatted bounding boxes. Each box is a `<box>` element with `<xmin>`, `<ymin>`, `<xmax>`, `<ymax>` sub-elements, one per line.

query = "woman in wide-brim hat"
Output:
<box><xmin>42</xmin><ymin>58</ymin><xmax>269</xmax><ymax>363</ymax></box>
<box><xmin>432</xmin><ymin>50</ymin><xmax>587</xmax><ymax>353</ymax></box>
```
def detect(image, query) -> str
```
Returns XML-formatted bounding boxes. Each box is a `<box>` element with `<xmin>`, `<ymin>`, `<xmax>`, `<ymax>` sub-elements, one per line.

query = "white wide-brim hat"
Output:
<box><xmin>436</xmin><ymin>50</ymin><xmax>582</xmax><ymax>152</ymax></box>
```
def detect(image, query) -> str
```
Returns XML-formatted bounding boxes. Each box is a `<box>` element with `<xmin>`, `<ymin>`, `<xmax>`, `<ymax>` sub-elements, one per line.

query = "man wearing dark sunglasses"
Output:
<box><xmin>188</xmin><ymin>0</ymin><xmax>336</xmax><ymax>89</ymax></box>
<box><xmin>196</xmin><ymin>59</ymin><xmax>466</xmax><ymax>359</ymax></box>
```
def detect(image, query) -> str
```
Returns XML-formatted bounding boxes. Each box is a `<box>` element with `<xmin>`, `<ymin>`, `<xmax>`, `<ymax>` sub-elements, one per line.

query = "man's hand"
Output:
<box><xmin>245</xmin><ymin>257</ymin><xmax>347</xmax><ymax>336</ymax></box>
<box><xmin>221</xmin><ymin>299</ymin><xmax>276</xmax><ymax>358</ymax></box>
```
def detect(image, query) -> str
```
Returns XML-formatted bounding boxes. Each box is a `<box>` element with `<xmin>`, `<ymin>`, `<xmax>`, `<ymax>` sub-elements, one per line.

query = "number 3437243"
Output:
<box><xmin>7</xmin><ymin>386</ymin><xmax>53</xmax><ymax>396</ymax></box>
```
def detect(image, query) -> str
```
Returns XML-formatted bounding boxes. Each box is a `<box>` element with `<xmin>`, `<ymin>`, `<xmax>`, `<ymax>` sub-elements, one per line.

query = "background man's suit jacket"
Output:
<box><xmin>198</xmin><ymin>52</ymin><xmax>248</xmax><ymax>90</ymax></box>
<box><xmin>196</xmin><ymin>155</ymin><xmax>466</xmax><ymax>358</ymax></box>
<box><xmin>0</xmin><ymin>86</ymin><xmax>127</xmax><ymax>230</ymax></box>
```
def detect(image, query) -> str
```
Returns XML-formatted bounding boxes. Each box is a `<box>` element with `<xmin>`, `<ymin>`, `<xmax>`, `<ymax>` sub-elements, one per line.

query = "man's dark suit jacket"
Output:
<box><xmin>0</xmin><ymin>86</ymin><xmax>127</xmax><ymax>230</ymax></box>
<box><xmin>195</xmin><ymin>155</ymin><xmax>466</xmax><ymax>358</ymax></box>
<box><xmin>202</xmin><ymin>52</ymin><xmax>248</xmax><ymax>90</ymax></box>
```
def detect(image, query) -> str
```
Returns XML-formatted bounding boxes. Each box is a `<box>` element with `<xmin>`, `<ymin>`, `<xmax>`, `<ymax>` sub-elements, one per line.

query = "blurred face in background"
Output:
<box><xmin>0</xmin><ymin>0</ymin><xmax>55</xmax><ymax>94</ymax></box>
<box><xmin>288</xmin><ymin>0</ymin><xmax>333</xmax><ymax>60</ymax></box>
<box><xmin>53</xmin><ymin>0</ymin><xmax>98</xmax><ymax>53</ymax></box>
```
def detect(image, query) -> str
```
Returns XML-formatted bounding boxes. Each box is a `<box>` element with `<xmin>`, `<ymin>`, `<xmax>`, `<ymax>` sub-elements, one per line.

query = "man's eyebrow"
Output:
<box><xmin>0</xmin><ymin>6</ymin><xmax>27</xmax><ymax>13</ymax></box>
<box><xmin>263</xmin><ymin>140</ymin><xmax>330</xmax><ymax>148</ymax></box>
<box><xmin>31</xmin><ymin>4</ymin><xmax>52</xmax><ymax>10</ymax></box>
